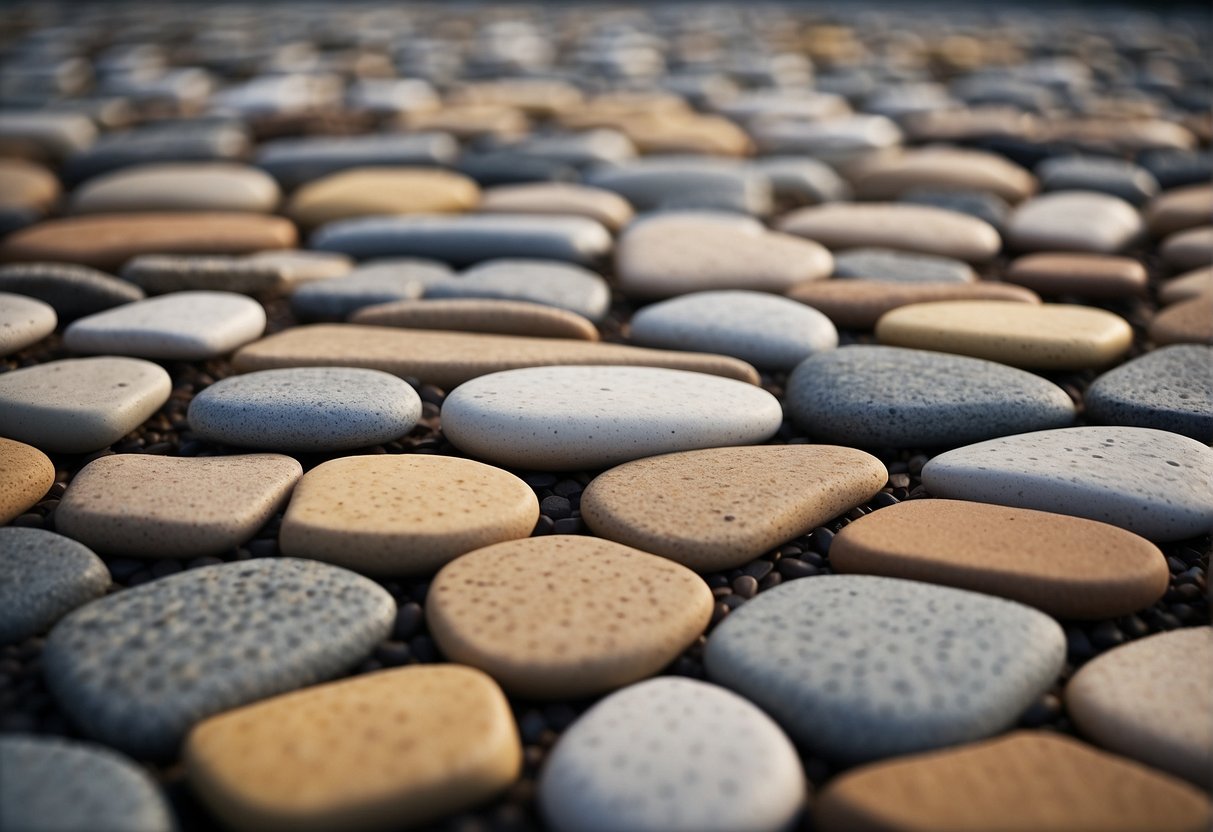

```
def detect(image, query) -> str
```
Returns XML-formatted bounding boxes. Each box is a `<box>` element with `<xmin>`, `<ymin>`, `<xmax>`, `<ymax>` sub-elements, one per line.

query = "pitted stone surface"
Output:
<box><xmin>0</xmin><ymin>528</ymin><xmax>110</xmax><ymax>644</ymax></box>
<box><xmin>1086</xmin><ymin>345</ymin><xmax>1213</xmax><ymax>441</ymax></box>
<box><xmin>0</xmin><ymin>262</ymin><xmax>145</xmax><ymax>322</ymax></box>
<box><xmin>0</xmin><ymin>437</ymin><xmax>54</xmax><ymax>523</ymax></box>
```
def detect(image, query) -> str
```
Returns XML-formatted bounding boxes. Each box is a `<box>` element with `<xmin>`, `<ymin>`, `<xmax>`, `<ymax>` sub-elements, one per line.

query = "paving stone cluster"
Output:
<box><xmin>0</xmin><ymin>3</ymin><xmax>1211</xmax><ymax>832</ymax></box>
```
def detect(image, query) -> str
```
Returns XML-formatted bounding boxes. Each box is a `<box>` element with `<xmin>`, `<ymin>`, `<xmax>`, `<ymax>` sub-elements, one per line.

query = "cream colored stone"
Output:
<box><xmin>1007</xmin><ymin>192</ymin><xmax>1144</xmax><ymax>254</ymax></box>
<box><xmin>851</xmin><ymin>148</ymin><xmax>1036</xmax><ymax>203</ymax></box>
<box><xmin>287</xmin><ymin>168</ymin><xmax>479</xmax><ymax>230</ymax></box>
<box><xmin>786</xmin><ymin>280</ymin><xmax>1040</xmax><ymax>329</ymax></box>
<box><xmin>69</xmin><ymin>163</ymin><xmax>281</xmax><ymax>215</ymax></box>
<box><xmin>0</xmin><ymin>159</ymin><xmax>59</xmax><ymax>214</ymax></box>
<box><xmin>1004</xmin><ymin>253</ymin><xmax>1148</xmax><ymax>299</ymax></box>
<box><xmin>778</xmin><ymin>203</ymin><xmax>1001</xmax><ymax>263</ymax></box>
<box><xmin>479</xmin><ymin>183</ymin><xmax>634</xmax><ymax>231</ymax></box>
<box><xmin>351</xmin><ymin>298</ymin><xmax>599</xmax><ymax>341</ymax></box>
<box><xmin>401</xmin><ymin>105</ymin><xmax>529</xmax><ymax>141</ymax></box>
<box><xmin>0</xmin><ymin>438</ymin><xmax>54</xmax><ymax>524</ymax></box>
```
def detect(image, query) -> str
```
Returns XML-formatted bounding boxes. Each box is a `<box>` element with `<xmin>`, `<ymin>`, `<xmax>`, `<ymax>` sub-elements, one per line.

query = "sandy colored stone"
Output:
<box><xmin>427</xmin><ymin>536</ymin><xmax>713</xmax><ymax>699</ymax></box>
<box><xmin>1006</xmin><ymin>191</ymin><xmax>1145</xmax><ymax>254</ymax></box>
<box><xmin>0</xmin><ymin>438</ymin><xmax>54</xmax><ymax>524</ymax></box>
<box><xmin>351</xmin><ymin>298</ymin><xmax>599</xmax><ymax>341</ymax></box>
<box><xmin>1004</xmin><ymin>253</ymin><xmax>1148</xmax><ymax>299</ymax></box>
<box><xmin>582</xmin><ymin>445</ymin><xmax>886</xmax><ymax>572</ymax></box>
<box><xmin>0</xmin><ymin>213</ymin><xmax>297</xmax><ymax>271</ymax></box>
<box><xmin>55</xmin><ymin>454</ymin><xmax>301</xmax><ymax>558</ymax></box>
<box><xmin>831</xmin><ymin>499</ymin><xmax>1168</xmax><ymax>619</ymax></box>
<box><xmin>401</xmin><ymin>105</ymin><xmax>529</xmax><ymax>141</ymax></box>
<box><xmin>1066</xmin><ymin>628</ymin><xmax>1213</xmax><ymax>789</ymax></box>
<box><xmin>778</xmin><ymin>203</ymin><xmax>1002</xmax><ymax>263</ymax></box>
<box><xmin>1147</xmin><ymin>184</ymin><xmax>1213</xmax><ymax>237</ymax></box>
<box><xmin>287</xmin><ymin>167</ymin><xmax>480</xmax><ymax>230</ymax></box>
<box><xmin>787</xmin><ymin>280</ymin><xmax>1040</xmax><ymax>329</ymax></box>
<box><xmin>1150</xmin><ymin>294</ymin><xmax>1213</xmax><ymax>345</ymax></box>
<box><xmin>232</xmin><ymin>324</ymin><xmax>758</xmax><ymax>388</ymax></box>
<box><xmin>851</xmin><ymin>148</ymin><xmax>1036</xmax><ymax>203</ymax></box>
<box><xmin>1161</xmin><ymin>225</ymin><xmax>1213</xmax><ymax>271</ymax></box>
<box><xmin>450</xmin><ymin>79</ymin><xmax>583</xmax><ymax>117</ymax></box>
<box><xmin>579</xmin><ymin>111</ymin><xmax>751</xmax><ymax>157</ymax></box>
<box><xmin>478</xmin><ymin>183</ymin><xmax>634</xmax><ymax>231</ymax></box>
<box><xmin>876</xmin><ymin>301</ymin><xmax>1133</xmax><ymax>370</ymax></box>
<box><xmin>68</xmin><ymin>163</ymin><xmax>281</xmax><ymax>215</ymax></box>
<box><xmin>1159</xmin><ymin>267</ymin><xmax>1213</xmax><ymax>305</ymax></box>
<box><xmin>280</xmin><ymin>455</ymin><xmax>538</xmax><ymax>576</ymax></box>
<box><xmin>0</xmin><ymin>159</ymin><xmax>60</xmax><ymax>214</ymax></box>
<box><xmin>815</xmin><ymin>731</ymin><xmax>1212</xmax><ymax>832</ymax></box>
<box><xmin>186</xmin><ymin>665</ymin><xmax>521</xmax><ymax>832</ymax></box>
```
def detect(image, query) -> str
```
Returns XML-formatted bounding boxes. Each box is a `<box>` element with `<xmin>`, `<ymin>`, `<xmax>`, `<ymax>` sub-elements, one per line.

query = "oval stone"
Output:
<box><xmin>286</xmin><ymin>167</ymin><xmax>480</xmax><ymax>229</ymax></box>
<box><xmin>831</xmin><ymin>248</ymin><xmax>975</xmax><ymax>284</ymax></box>
<box><xmin>289</xmin><ymin>258</ymin><xmax>451</xmax><ymax>322</ymax></box>
<box><xmin>786</xmin><ymin>280</ymin><xmax>1039</xmax><ymax>330</ymax></box>
<box><xmin>1160</xmin><ymin>225</ymin><xmax>1213</xmax><ymax>271</ymax></box>
<box><xmin>0</xmin><ymin>262</ymin><xmax>145</xmax><ymax>322</ymax></box>
<box><xmin>352</xmin><ymin>298</ymin><xmax>599</xmax><ymax>341</ymax></box>
<box><xmin>1146</xmin><ymin>183</ymin><xmax>1213</xmax><ymax>237</ymax></box>
<box><xmin>0</xmin><ymin>292</ymin><xmax>56</xmax><ymax>356</ymax></box>
<box><xmin>0</xmin><ymin>528</ymin><xmax>110</xmax><ymax>644</ymax></box>
<box><xmin>777</xmin><ymin>203</ymin><xmax>1002</xmax><ymax>263</ymax></box>
<box><xmin>1150</xmin><ymin>294</ymin><xmax>1213</xmax><ymax>346</ymax></box>
<box><xmin>0</xmin><ymin>437</ymin><xmax>54</xmax><ymax>524</ymax></box>
<box><xmin>426</xmin><ymin>259</ymin><xmax>611</xmax><ymax>322</ymax></box>
<box><xmin>852</xmin><ymin>147</ymin><xmax>1036</xmax><ymax>203</ymax></box>
<box><xmin>1006</xmin><ymin>191</ymin><xmax>1144</xmax><ymax>254</ymax></box>
<box><xmin>69</xmin><ymin>162</ymin><xmax>281</xmax><ymax>215</ymax></box>
<box><xmin>1004</xmin><ymin>253</ymin><xmax>1148</xmax><ymax>299</ymax></box>
<box><xmin>479</xmin><ymin>182</ymin><xmax>634</xmax><ymax>231</ymax></box>
<box><xmin>1086</xmin><ymin>345</ymin><xmax>1213</xmax><ymax>441</ymax></box>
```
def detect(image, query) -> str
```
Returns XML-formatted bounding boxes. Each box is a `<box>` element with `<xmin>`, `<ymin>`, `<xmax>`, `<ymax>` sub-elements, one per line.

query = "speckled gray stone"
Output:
<box><xmin>704</xmin><ymin>575</ymin><xmax>1066</xmax><ymax>764</ymax></box>
<box><xmin>922</xmin><ymin>426</ymin><xmax>1213</xmax><ymax>541</ymax></box>
<box><xmin>1036</xmin><ymin>156</ymin><xmax>1160</xmax><ymax>206</ymax></box>
<box><xmin>426</xmin><ymin>259</ymin><xmax>611</xmax><ymax>322</ymax></box>
<box><xmin>629</xmin><ymin>290</ymin><xmax>837</xmax><ymax>371</ymax></box>
<box><xmin>1085</xmin><ymin>346</ymin><xmax>1213</xmax><ymax>442</ymax></box>
<box><xmin>121</xmin><ymin>251</ymin><xmax>351</xmax><ymax>297</ymax></box>
<box><xmin>290</xmin><ymin>259</ymin><xmax>452</xmax><ymax>321</ymax></box>
<box><xmin>539</xmin><ymin>677</ymin><xmax>807</xmax><ymax>832</ymax></box>
<box><xmin>786</xmin><ymin>346</ymin><xmax>1075</xmax><ymax>448</ymax></box>
<box><xmin>0</xmin><ymin>735</ymin><xmax>175</xmax><ymax>832</ymax></box>
<box><xmin>0</xmin><ymin>262</ymin><xmax>145</xmax><ymax>322</ymax></box>
<box><xmin>255</xmin><ymin>133</ymin><xmax>460</xmax><ymax>190</ymax></box>
<box><xmin>0</xmin><ymin>528</ymin><xmax>109</xmax><ymax>644</ymax></box>
<box><xmin>188</xmin><ymin>367</ymin><xmax>422</xmax><ymax>452</ymax></box>
<box><xmin>442</xmin><ymin>366</ymin><xmax>783</xmax><ymax>472</ymax></box>
<box><xmin>0</xmin><ymin>292</ymin><xmax>56</xmax><ymax>356</ymax></box>
<box><xmin>832</xmin><ymin>248</ymin><xmax>975</xmax><ymax>284</ymax></box>
<box><xmin>43</xmin><ymin>558</ymin><xmax>395</xmax><ymax>759</ymax></box>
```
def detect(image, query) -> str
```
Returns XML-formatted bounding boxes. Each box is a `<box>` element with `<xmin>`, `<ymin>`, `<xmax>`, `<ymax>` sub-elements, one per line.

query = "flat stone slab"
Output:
<box><xmin>0</xmin><ymin>437</ymin><xmax>54</xmax><ymax>523</ymax></box>
<box><xmin>425</xmin><ymin>259</ymin><xmax>611</xmax><ymax>322</ymax></box>
<box><xmin>55</xmin><ymin>454</ymin><xmax>302</xmax><ymax>558</ymax></box>
<box><xmin>442</xmin><ymin>366</ymin><xmax>781</xmax><ymax>471</ymax></box>
<box><xmin>232</xmin><ymin>324</ymin><xmax>759</xmax><ymax>390</ymax></box>
<box><xmin>1086</xmin><ymin>345</ymin><xmax>1213</xmax><ymax>441</ymax></box>
<box><xmin>427</xmin><ymin>536</ymin><xmax>713</xmax><ymax>699</ymax></box>
<box><xmin>289</xmin><ymin>259</ymin><xmax>451</xmax><ymax>321</ymax></box>
<box><xmin>615</xmin><ymin>213</ymin><xmax>833</xmax><ymax>299</ymax></box>
<box><xmin>121</xmin><ymin>251</ymin><xmax>352</xmax><ymax>296</ymax></box>
<box><xmin>0</xmin><ymin>291</ymin><xmax>55</xmax><ymax>355</ymax></box>
<box><xmin>69</xmin><ymin>162</ymin><xmax>282</xmax><ymax>215</ymax></box>
<box><xmin>310</xmin><ymin>214</ymin><xmax>612</xmax><ymax>267</ymax></box>
<box><xmin>0</xmin><ymin>528</ymin><xmax>109</xmax><ymax>643</ymax></box>
<box><xmin>853</xmin><ymin>147</ymin><xmax>1036</xmax><ymax>202</ymax></box>
<box><xmin>831</xmin><ymin>248</ymin><xmax>975</xmax><ymax>284</ymax></box>
<box><xmin>777</xmin><ymin>203</ymin><xmax>1002</xmax><ymax>263</ymax></box>
<box><xmin>186</xmin><ymin>666</ymin><xmax>521</xmax><ymax>832</ymax></box>
<box><xmin>255</xmin><ymin>133</ymin><xmax>460</xmax><ymax>190</ymax></box>
<box><xmin>0</xmin><ymin>356</ymin><xmax>171</xmax><ymax>454</ymax></box>
<box><xmin>1149</xmin><ymin>294</ymin><xmax>1213</xmax><ymax>346</ymax></box>
<box><xmin>0</xmin><ymin>213</ymin><xmax>297</xmax><ymax>271</ymax></box>
<box><xmin>876</xmin><ymin>300</ymin><xmax>1133</xmax><ymax>370</ymax></box>
<box><xmin>188</xmin><ymin>367</ymin><xmax>421</xmax><ymax>452</ymax></box>
<box><xmin>704</xmin><ymin>574</ymin><xmax>1066</xmax><ymax>764</ymax></box>
<box><xmin>65</xmin><ymin>291</ymin><xmax>266</xmax><ymax>360</ymax></box>
<box><xmin>831</xmin><ymin>499</ymin><xmax>1169</xmax><ymax>619</ymax></box>
<box><xmin>352</xmin><ymin>298</ymin><xmax>599</xmax><ymax>341</ymax></box>
<box><xmin>279</xmin><ymin>455</ymin><xmax>538</xmax><ymax>576</ymax></box>
<box><xmin>44</xmin><ymin>558</ymin><xmax>394</xmax><ymax>758</ymax></box>
<box><xmin>1006</xmin><ymin>191</ymin><xmax>1145</xmax><ymax>254</ymax></box>
<box><xmin>0</xmin><ymin>735</ymin><xmax>175</xmax><ymax>832</ymax></box>
<box><xmin>581</xmin><ymin>445</ymin><xmax>886</xmax><ymax>571</ymax></box>
<box><xmin>287</xmin><ymin>167</ymin><xmax>480</xmax><ymax>229</ymax></box>
<box><xmin>1066</xmin><ymin>628</ymin><xmax>1213</xmax><ymax>788</ymax></box>
<box><xmin>1037</xmin><ymin>156</ymin><xmax>1159</xmax><ymax>205</ymax></box>
<box><xmin>921</xmin><ymin>426</ymin><xmax>1213</xmax><ymax>541</ymax></box>
<box><xmin>0</xmin><ymin>262</ymin><xmax>145</xmax><ymax>322</ymax></box>
<box><xmin>786</xmin><ymin>345</ymin><xmax>1075</xmax><ymax>447</ymax></box>
<box><xmin>787</xmin><ymin>280</ymin><xmax>1039</xmax><ymax>329</ymax></box>
<box><xmin>479</xmin><ymin>182</ymin><xmax>634</xmax><ymax>231</ymax></box>
<box><xmin>539</xmin><ymin>677</ymin><xmax>806</xmax><ymax>832</ymax></box>
<box><xmin>815</xmin><ymin>732</ymin><xmax>1213</xmax><ymax>832</ymax></box>
<box><xmin>1005</xmin><ymin>253</ymin><xmax>1148</xmax><ymax>299</ymax></box>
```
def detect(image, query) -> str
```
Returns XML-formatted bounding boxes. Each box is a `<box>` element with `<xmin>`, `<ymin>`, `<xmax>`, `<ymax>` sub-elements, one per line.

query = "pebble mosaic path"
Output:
<box><xmin>0</xmin><ymin>4</ymin><xmax>1210</xmax><ymax>832</ymax></box>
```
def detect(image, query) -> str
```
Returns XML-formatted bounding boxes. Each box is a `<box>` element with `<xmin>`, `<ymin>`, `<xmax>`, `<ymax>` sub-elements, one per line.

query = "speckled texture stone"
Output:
<box><xmin>0</xmin><ymin>261</ymin><xmax>145</xmax><ymax>322</ymax></box>
<box><xmin>1005</xmin><ymin>253</ymin><xmax>1148</xmax><ymax>299</ymax></box>
<box><xmin>0</xmin><ymin>529</ymin><xmax>109</xmax><ymax>643</ymax></box>
<box><xmin>0</xmin><ymin>735</ymin><xmax>176</xmax><ymax>832</ymax></box>
<box><xmin>921</xmin><ymin>426</ymin><xmax>1213</xmax><ymax>541</ymax></box>
<box><xmin>704</xmin><ymin>575</ymin><xmax>1066</xmax><ymax>764</ymax></box>
<box><xmin>1161</xmin><ymin>225</ymin><xmax>1213</xmax><ymax>271</ymax></box>
<box><xmin>442</xmin><ymin>366</ymin><xmax>781</xmax><ymax>471</ymax></box>
<box><xmin>831</xmin><ymin>499</ymin><xmax>1169</xmax><ymax>619</ymax></box>
<box><xmin>64</xmin><ymin>291</ymin><xmax>266</xmax><ymax>360</ymax></box>
<box><xmin>1066</xmin><ymin>628</ymin><xmax>1213</xmax><ymax>789</ymax></box>
<box><xmin>831</xmin><ymin>248</ymin><xmax>976</xmax><ymax>284</ymax></box>
<box><xmin>426</xmin><ymin>259</ymin><xmax>611</xmax><ymax>322</ymax></box>
<box><xmin>1150</xmin><ymin>294</ymin><xmax>1213</xmax><ymax>346</ymax></box>
<box><xmin>786</xmin><ymin>346</ymin><xmax>1075</xmax><ymax>447</ymax></box>
<box><xmin>876</xmin><ymin>300</ymin><xmax>1133</xmax><ymax>370</ymax></box>
<box><xmin>55</xmin><ymin>454</ymin><xmax>302</xmax><ymax>558</ymax></box>
<box><xmin>815</xmin><ymin>732</ymin><xmax>1213</xmax><ymax>832</ymax></box>
<box><xmin>1086</xmin><ymin>346</ymin><xmax>1213</xmax><ymax>441</ymax></box>
<box><xmin>0</xmin><ymin>291</ymin><xmax>55</xmax><ymax>355</ymax></box>
<box><xmin>187</xmin><ymin>367</ymin><xmax>421</xmax><ymax>452</ymax></box>
<box><xmin>427</xmin><ymin>536</ymin><xmax>713</xmax><ymax>699</ymax></box>
<box><xmin>287</xmin><ymin>167</ymin><xmax>480</xmax><ymax>230</ymax></box>
<box><xmin>43</xmin><ymin>558</ymin><xmax>394</xmax><ymax>758</ymax></box>
<box><xmin>0</xmin><ymin>437</ymin><xmax>54</xmax><ymax>523</ymax></box>
<box><xmin>853</xmin><ymin>147</ymin><xmax>1036</xmax><ymax>203</ymax></box>
<box><xmin>1006</xmin><ymin>191</ymin><xmax>1145</xmax><ymax>253</ymax></box>
<box><xmin>786</xmin><ymin>280</ymin><xmax>1039</xmax><ymax>330</ymax></box>
<box><xmin>1159</xmin><ymin>266</ymin><xmax>1213</xmax><ymax>305</ymax></box>
<box><xmin>615</xmin><ymin>213</ymin><xmax>833</xmax><ymax>299</ymax></box>
<box><xmin>310</xmin><ymin>214</ymin><xmax>612</xmax><ymax>267</ymax></box>
<box><xmin>352</xmin><ymin>298</ymin><xmax>599</xmax><ymax>341</ymax></box>
<box><xmin>0</xmin><ymin>356</ymin><xmax>171</xmax><ymax>453</ymax></box>
<box><xmin>279</xmin><ymin>455</ymin><xmax>538</xmax><ymax>576</ymax></box>
<box><xmin>69</xmin><ymin>162</ymin><xmax>281</xmax><ymax>215</ymax></box>
<box><xmin>479</xmin><ymin>182</ymin><xmax>634</xmax><ymax>231</ymax></box>
<box><xmin>122</xmin><ymin>251</ymin><xmax>351</xmax><ymax>297</ymax></box>
<box><xmin>1036</xmin><ymin>156</ymin><xmax>1160</xmax><ymax>205</ymax></box>
<box><xmin>186</xmin><ymin>666</ymin><xmax>521</xmax><ymax>832</ymax></box>
<box><xmin>539</xmin><ymin>677</ymin><xmax>806</xmax><ymax>832</ymax></box>
<box><xmin>581</xmin><ymin>445</ymin><xmax>886</xmax><ymax>572</ymax></box>
<box><xmin>629</xmin><ymin>290</ymin><xmax>837</xmax><ymax>370</ymax></box>
<box><xmin>289</xmin><ymin>259</ymin><xmax>451</xmax><ymax>321</ymax></box>
<box><xmin>233</xmin><ymin>325</ymin><xmax>758</xmax><ymax>389</ymax></box>
<box><xmin>778</xmin><ymin>203</ymin><xmax>1002</xmax><ymax>263</ymax></box>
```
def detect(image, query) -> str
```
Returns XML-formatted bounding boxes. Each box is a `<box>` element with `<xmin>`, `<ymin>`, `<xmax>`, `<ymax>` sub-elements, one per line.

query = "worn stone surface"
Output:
<box><xmin>1006</xmin><ymin>191</ymin><xmax>1145</xmax><ymax>253</ymax></box>
<box><xmin>1005</xmin><ymin>253</ymin><xmax>1148</xmax><ymax>299</ymax></box>
<box><xmin>0</xmin><ymin>262</ymin><xmax>145</xmax><ymax>322</ymax></box>
<box><xmin>287</xmin><ymin>167</ymin><xmax>480</xmax><ymax>229</ymax></box>
<box><xmin>832</xmin><ymin>248</ymin><xmax>975</xmax><ymax>284</ymax></box>
<box><xmin>121</xmin><ymin>251</ymin><xmax>351</xmax><ymax>297</ymax></box>
<box><xmin>289</xmin><ymin>259</ymin><xmax>451</xmax><ymax>321</ymax></box>
<box><xmin>1160</xmin><ymin>225</ymin><xmax>1213</xmax><ymax>271</ymax></box>
<box><xmin>1149</xmin><ymin>294</ymin><xmax>1213</xmax><ymax>345</ymax></box>
<box><xmin>786</xmin><ymin>280</ymin><xmax>1039</xmax><ymax>329</ymax></box>
<box><xmin>0</xmin><ymin>528</ymin><xmax>110</xmax><ymax>644</ymax></box>
<box><xmin>852</xmin><ymin>147</ymin><xmax>1036</xmax><ymax>202</ymax></box>
<box><xmin>425</xmin><ymin>259</ymin><xmax>611</xmax><ymax>322</ymax></box>
<box><xmin>778</xmin><ymin>203</ymin><xmax>1002</xmax><ymax>263</ymax></box>
<box><xmin>0</xmin><ymin>291</ymin><xmax>56</xmax><ymax>356</ymax></box>
<box><xmin>1147</xmin><ymin>184</ymin><xmax>1213</xmax><ymax>237</ymax></box>
<box><xmin>69</xmin><ymin>162</ymin><xmax>281</xmax><ymax>215</ymax></box>
<box><xmin>0</xmin><ymin>437</ymin><xmax>54</xmax><ymax>524</ymax></box>
<box><xmin>479</xmin><ymin>183</ymin><xmax>634</xmax><ymax>231</ymax></box>
<box><xmin>352</xmin><ymin>298</ymin><xmax>599</xmax><ymax>341</ymax></box>
<box><xmin>1086</xmin><ymin>345</ymin><xmax>1213</xmax><ymax>441</ymax></box>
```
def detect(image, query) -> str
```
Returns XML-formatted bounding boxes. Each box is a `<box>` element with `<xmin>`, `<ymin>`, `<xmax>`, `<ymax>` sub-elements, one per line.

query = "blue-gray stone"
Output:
<box><xmin>426</xmin><ymin>259</ymin><xmax>611</xmax><ymax>321</ymax></box>
<box><xmin>1085</xmin><ymin>345</ymin><xmax>1213</xmax><ymax>442</ymax></box>
<box><xmin>290</xmin><ymin>259</ymin><xmax>452</xmax><ymax>321</ymax></box>
<box><xmin>586</xmin><ymin>160</ymin><xmax>772</xmax><ymax>215</ymax></box>
<box><xmin>255</xmin><ymin>133</ymin><xmax>458</xmax><ymax>190</ymax></box>
<box><xmin>901</xmin><ymin>189</ymin><xmax>1011</xmax><ymax>232</ymax></box>
<box><xmin>0</xmin><ymin>528</ymin><xmax>110</xmax><ymax>644</ymax></box>
<box><xmin>750</xmin><ymin>156</ymin><xmax>851</xmax><ymax>206</ymax></box>
<box><xmin>832</xmin><ymin>248</ymin><xmax>975</xmax><ymax>284</ymax></box>
<box><xmin>0</xmin><ymin>262</ymin><xmax>145</xmax><ymax>322</ymax></box>
<box><xmin>1036</xmin><ymin>156</ymin><xmax>1160</xmax><ymax>205</ymax></box>
<box><xmin>62</xmin><ymin>123</ymin><xmax>249</xmax><ymax>185</ymax></box>
<box><xmin>1138</xmin><ymin>149</ymin><xmax>1213</xmax><ymax>190</ymax></box>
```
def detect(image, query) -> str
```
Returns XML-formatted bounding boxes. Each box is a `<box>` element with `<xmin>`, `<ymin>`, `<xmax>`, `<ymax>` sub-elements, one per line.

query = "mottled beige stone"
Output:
<box><xmin>351</xmin><ymin>298</ymin><xmax>599</xmax><ymax>341</ymax></box>
<box><xmin>1160</xmin><ymin>226</ymin><xmax>1213</xmax><ymax>272</ymax></box>
<box><xmin>479</xmin><ymin>183</ymin><xmax>634</xmax><ymax>231</ymax></box>
<box><xmin>0</xmin><ymin>438</ymin><xmax>54</xmax><ymax>524</ymax></box>
<box><xmin>286</xmin><ymin>168</ymin><xmax>480</xmax><ymax>229</ymax></box>
<box><xmin>852</xmin><ymin>148</ymin><xmax>1036</xmax><ymax>203</ymax></box>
